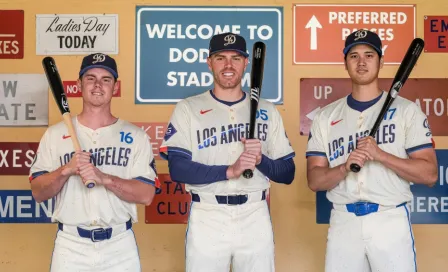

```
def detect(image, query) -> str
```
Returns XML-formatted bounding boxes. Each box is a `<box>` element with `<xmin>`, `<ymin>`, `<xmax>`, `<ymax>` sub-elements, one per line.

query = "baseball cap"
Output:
<box><xmin>209</xmin><ymin>32</ymin><xmax>249</xmax><ymax>58</ymax></box>
<box><xmin>343</xmin><ymin>29</ymin><xmax>382</xmax><ymax>57</ymax></box>
<box><xmin>79</xmin><ymin>53</ymin><xmax>118</xmax><ymax>79</ymax></box>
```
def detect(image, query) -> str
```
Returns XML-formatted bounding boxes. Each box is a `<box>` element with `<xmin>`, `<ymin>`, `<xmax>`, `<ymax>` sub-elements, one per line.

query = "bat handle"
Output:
<box><xmin>350</xmin><ymin>163</ymin><xmax>361</xmax><ymax>173</ymax></box>
<box><xmin>62</xmin><ymin>113</ymin><xmax>96</xmax><ymax>189</ymax></box>
<box><xmin>243</xmin><ymin>169</ymin><xmax>254</xmax><ymax>179</ymax></box>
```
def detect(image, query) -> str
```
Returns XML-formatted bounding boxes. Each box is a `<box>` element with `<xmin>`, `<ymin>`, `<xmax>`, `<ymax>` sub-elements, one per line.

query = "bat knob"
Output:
<box><xmin>85</xmin><ymin>180</ymin><xmax>96</xmax><ymax>189</ymax></box>
<box><xmin>350</xmin><ymin>163</ymin><xmax>361</xmax><ymax>173</ymax></box>
<box><xmin>243</xmin><ymin>169</ymin><xmax>253</xmax><ymax>179</ymax></box>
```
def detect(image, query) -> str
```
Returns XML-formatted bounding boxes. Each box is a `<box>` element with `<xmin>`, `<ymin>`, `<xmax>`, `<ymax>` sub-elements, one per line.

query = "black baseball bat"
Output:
<box><xmin>350</xmin><ymin>38</ymin><xmax>425</xmax><ymax>173</ymax></box>
<box><xmin>243</xmin><ymin>41</ymin><xmax>266</xmax><ymax>179</ymax></box>
<box><xmin>42</xmin><ymin>57</ymin><xmax>96</xmax><ymax>188</ymax></box>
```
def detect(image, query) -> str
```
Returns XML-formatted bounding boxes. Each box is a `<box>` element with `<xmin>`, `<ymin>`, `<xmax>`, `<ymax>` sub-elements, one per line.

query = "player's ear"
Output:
<box><xmin>244</xmin><ymin>56</ymin><xmax>249</xmax><ymax>68</ymax></box>
<box><xmin>77</xmin><ymin>78</ymin><xmax>82</xmax><ymax>92</ymax></box>
<box><xmin>112</xmin><ymin>80</ymin><xmax>119</xmax><ymax>95</ymax></box>
<box><xmin>379</xmin><ymin>56</ymin><xmax>384</xmax><ymax>69</ymax></box>
<box><xmin>206</xmin><ymin>57</ymin><xmax>213</xmax><ymax>72</ymax></box>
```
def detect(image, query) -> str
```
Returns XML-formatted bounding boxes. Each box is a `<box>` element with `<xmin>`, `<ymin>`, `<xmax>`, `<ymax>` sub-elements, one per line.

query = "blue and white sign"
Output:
<box><xmin>135</xmin><ymin>6</ymin><xmax>283</xmax><ymax>104</ymax></box>
<box><xmin>0</xmin><ymin>190</ymin><xmax>54</xmax><ymax>223</ymax></box>
<box><xmin>316</xmin><ymin>150</ymin><xmax>448</xmax><ymax>224</ymax></box>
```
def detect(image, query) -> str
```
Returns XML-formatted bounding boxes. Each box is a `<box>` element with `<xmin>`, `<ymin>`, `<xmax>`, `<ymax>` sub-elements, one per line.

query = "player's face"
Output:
<box><xmin>345</xmin><ymin>44</ymin><xmax>384</xmax><ymax>86</ymax></box>
<box><xmin>78</xmin><ymin>68</ymin><xmax>118</xmax><ymax>107</ymax></box>
<box><xmin>207</xmin><ymin>51</ymin><xmax>248</xmax><ymax>90</ymax></box>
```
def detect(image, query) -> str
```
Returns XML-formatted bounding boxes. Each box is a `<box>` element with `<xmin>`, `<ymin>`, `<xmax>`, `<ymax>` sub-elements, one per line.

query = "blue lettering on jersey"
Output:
<box><xmin>59</xmin><ymin>147</ymin><xmax>131</xmax><ymax>167</ymax></box>
<box><xmin>327</xmin><ymin>124</ymin><xmax>396</xmax><ymax>161</ymax></box>
<box><xmin>196</xmin><ymin>123</ymin><xmax>269</xmax><ymax>150</ymax></box>
<box><xmin>164</xmin><ymin>123</ymin><xmax>177</xmax><ymax>141</ymax></box>
<box><xmin>120</xmin><ymin>132</ymin><xmax>134</xmax><ymax>144</ymax></box>
<box><xmin>256</xmin><ymin>109</ymin><xmax>269</xmax><ymax>120</ymax></box>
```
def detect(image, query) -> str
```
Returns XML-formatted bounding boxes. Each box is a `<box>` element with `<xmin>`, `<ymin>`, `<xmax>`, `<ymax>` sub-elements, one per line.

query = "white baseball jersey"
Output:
<box><xmin>306</xmin><ymin>91</ymin><xmax>434</xmax><ymax>206</ymax></box>
<box><xmin>160</xmin><ymin>90</ymin><xmax>295</xmax><ymax>194</ymax></box>
<box><xmin>29</xmin><ymin>116</ymin><xmax>159</xmax><ymax>227</ymax></box>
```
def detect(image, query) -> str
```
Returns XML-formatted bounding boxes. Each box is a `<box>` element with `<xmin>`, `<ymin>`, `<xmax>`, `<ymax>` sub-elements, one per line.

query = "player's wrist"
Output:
<box><xmin>226</xmin><ymin>165</ymin><xmax>236</xmax><ymax>180</ymax></box>
<box><xmin>339</xmin><ymin>164</ymin><xmax>348</xmax><ymax>177</ymax></box>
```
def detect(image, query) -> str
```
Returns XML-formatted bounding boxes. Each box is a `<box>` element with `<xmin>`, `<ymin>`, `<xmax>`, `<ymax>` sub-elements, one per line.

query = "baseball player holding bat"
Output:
<box><xmin>160</xmin><ymin>32</ymin><xmax>295</xmax><ymax>272</ymax></box>
<box><xmin>306</xmin><ymin>29</ymin><xmax>438</xmax><ymax>271</ymax></box>
<box><xmin>29</xmin><ymin>53</ymin><xmax>160</xmax><ymax>272</ymax></box>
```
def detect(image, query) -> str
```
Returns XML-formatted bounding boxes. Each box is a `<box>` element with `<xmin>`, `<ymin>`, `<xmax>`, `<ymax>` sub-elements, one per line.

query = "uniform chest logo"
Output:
<box><xmin>62</xmin><ymin>135</ymin><xmax>71</xmax><ymax>139</ymax></box>
<box><xmin>200</xmin><ymin>109</ymin><xmax>213</xmax><ymax>115</ymax></box>
<box><xmin>331</xmin><ymin>119</ymin><xmax>343</xmax><ymax>126</ymax></box>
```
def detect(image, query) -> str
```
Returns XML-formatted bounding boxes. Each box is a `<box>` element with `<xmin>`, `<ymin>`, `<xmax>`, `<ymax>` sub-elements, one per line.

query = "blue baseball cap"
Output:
<box><xmin>79</xmin><ymin>53</ymin><xmax>118</xmax><ymax>79</ymax></box>
<box><xmin>209</xmin><ymin>32</ymin><xmax>249</xmax><ymax>58</ymax></box>
<box><xmin>343</xmin><ymin>29</ymin><xmax>382</xmax><ymax>57</ymax></box>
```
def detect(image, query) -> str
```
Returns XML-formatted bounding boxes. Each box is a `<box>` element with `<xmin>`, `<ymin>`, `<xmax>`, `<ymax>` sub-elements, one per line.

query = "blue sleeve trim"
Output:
<box><xmin>305</xmin><ymin>151</ymin><xmax>327</xmax><ymax>158</ymax></box>
<box><xmin>134</xmin><ymin>176</ymin><xmax>156</xmax><ymax>186</ymax></box>
<box><xmin>160</xmin><ymin>146</ymin><xmax>192</xmax><ymax>160</ymax></box>
<box><xmin>406</xmin><ymin>143</ymin><xmax>433</xmax><ymax>154</ymax></box>
<box><xmin>31</xmin><ymin>170</ymin><xmax>49</xmax><ymax>180</ymax></box>
<box><xmin>278</xmin><ymin>152</ymin><xmax>296</xmax><ymax>161</ymax></box>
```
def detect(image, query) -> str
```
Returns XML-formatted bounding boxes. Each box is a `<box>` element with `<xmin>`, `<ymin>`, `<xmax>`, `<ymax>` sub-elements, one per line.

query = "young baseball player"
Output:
<box><xmin>160</xmin><ymin>32</ymin><xmax>295</xmax><ymax>272</ymax></box>
<box><xmin>29</xmin><ymin>53</ymin><xmax>160</xmax><ymax>272</ymax></box>
<box><xmin>306</xmin><ymin>29</ymin><xmax>438</xmax><ymax>272</ymax></box>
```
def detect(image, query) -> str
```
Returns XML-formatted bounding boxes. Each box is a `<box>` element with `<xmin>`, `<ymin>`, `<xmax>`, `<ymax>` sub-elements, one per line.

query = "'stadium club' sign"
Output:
<box><xmin>35</xmin><ymin>14</ymin><xmax>119</xmax><ymax>55</ymax></box>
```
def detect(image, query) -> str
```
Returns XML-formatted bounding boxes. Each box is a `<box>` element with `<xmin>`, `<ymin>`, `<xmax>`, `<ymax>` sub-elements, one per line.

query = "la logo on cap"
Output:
<box><xmin>92</xmin><ymin>53</ymin><xmax>106</xmax><ymax>64</ymax></box>
<box><xmin>354</xmin><ymin>30</ymin><xmax>368</xmax><ymax>41</ymax></box>
<box><xmin>224</xmin><ymin>34</ymin><xmax>236</xmax><ymax>46</ymax></box>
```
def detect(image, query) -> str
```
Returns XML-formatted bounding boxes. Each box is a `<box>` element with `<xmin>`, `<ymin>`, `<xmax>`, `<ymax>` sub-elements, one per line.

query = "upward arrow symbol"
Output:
<box><xmin>305</xmin><ymin>15</ymin><xmax>322</xmax><ymax>50</ymax></box>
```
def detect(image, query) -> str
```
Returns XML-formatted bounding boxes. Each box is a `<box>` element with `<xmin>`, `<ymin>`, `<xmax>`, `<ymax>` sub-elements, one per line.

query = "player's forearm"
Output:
<box><xmin>256</xmin><ymin>155</ymin><xmax>295</xmax><ymax>184</ymax></box>
<box><xmin>30</xmin><ymin>166</ymin><xmax>70</xmax><ymax>203</ymax></box>
<box><xmin>377</xmin><ymin>152</ymin><xmax>438</xmax><ymax>185</ymax></box>
<box><xmin>307</xmin><ymin>164</ymin><xmax>347</xmax><ymax>192</ymax></box>
<box><xmin>103</xmin><ymin>175</ymin><xmax>156</xmax><ymax>205</ymax></box>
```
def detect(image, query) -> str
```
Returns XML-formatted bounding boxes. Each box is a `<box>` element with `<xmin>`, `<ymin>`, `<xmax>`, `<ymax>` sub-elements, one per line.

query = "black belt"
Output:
<box><xmin>58</xmin><ymin>219</ymin><xmax>132</xmax><ymax>242</ymax></box>
<box><xmin>191</xmin><ymin>190</ymin><xmax>266</xmax><ymax>205</ymax></box>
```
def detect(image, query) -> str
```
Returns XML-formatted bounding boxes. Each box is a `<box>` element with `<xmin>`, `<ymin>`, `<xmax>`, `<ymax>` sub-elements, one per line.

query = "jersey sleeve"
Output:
<box><xmin>159</xmin><ymin>100</ymin><xmax>192</xmax><ymax>160</ymax></box>
<box><xmin>131</xmin><ymin>130</ymin><xmax>161</xmax><ymax>190</ymax></box>
<box><xmin>404</xmin><ymin>103</ymin><xmax>434</xmax><ymax>154</ymax></box>
<box><xmin>29</xmin><ymin>129</ymin><xmax>55</xmax><ymax>182</ymax></box>
<box><xmin>306</xmin><ymin>111</ymin><xmax>327</xmax><ymax>158</ymax></box>
<box><xmin>267</xmin><ymin>106</ymin><xmax>295</xmax><ymax>160</ymax></box>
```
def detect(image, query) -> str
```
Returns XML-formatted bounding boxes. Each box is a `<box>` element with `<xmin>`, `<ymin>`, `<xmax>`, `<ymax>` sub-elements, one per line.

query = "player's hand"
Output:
<box><xmin>356</xmin><ymin>136</ymin><xmax>385</xmax><ymax>162</ymax></box>
<box><xmin>227</xmin><ymin>152</ymin><xmax>257</xmax><ymax>179</ymax></box>
<box><xmin>345</xmin><ymin>148</ymin><xmax>373</xmax><ymax>172</ymax></box>
<box><xmin>61</xmin><ymin>151</ymin><xmax>91</xmax><ymax>176</ymax></box>
<box><xmin>78</xmin><ymin>163</ymin><xmax>109</xmax><ymax>186</ymax></box>
<box><xmin>241</xmin><ymin>137</ymin><xmax>262</xmax><ymax>165</ymax></box>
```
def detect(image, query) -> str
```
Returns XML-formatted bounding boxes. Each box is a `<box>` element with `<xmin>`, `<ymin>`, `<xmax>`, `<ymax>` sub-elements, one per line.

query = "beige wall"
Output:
<box><xmin>1</xmin><ymin>0</ymin><xmax>448</xmax><ymax>271</ymax></box>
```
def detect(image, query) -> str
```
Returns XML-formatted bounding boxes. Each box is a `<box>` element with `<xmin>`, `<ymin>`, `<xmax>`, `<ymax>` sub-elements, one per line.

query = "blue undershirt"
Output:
<box><xmin>166</xmin><ymin>151</ymin><xmax>295</xmax><ymax>185</ymax></box>
<box><xmin>347</xmin><ymin>92</ymin><xmax>383</xmax><ymax>112</ymax></box>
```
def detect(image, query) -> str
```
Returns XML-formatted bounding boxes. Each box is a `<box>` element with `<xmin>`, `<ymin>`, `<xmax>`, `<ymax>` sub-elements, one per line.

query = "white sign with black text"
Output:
<box><xmin>0</xmin><ymin>74</ymin><xmax>48</xmax><ymax>126</ymax></box>
<box><xmin>35</xmin><ymin>14</ymin><xmax>119</xmax><ymax>55</ymax></box>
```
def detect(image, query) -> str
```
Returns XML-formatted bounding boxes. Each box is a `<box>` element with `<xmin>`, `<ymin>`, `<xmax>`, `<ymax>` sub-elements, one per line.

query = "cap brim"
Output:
<box><xmin>79</xmin><ymin>65</ymin><xmax>118</xmax><ymax>78</ymax></box>
<box><xmin>343</xmin><ymin>42</ymin><xmax>382</xmax><ymax>56</ymax></box>
<box><xmin>209</xmin><ymin>49</ymin><xmax>249</xmax><ymax>57</ymax></box>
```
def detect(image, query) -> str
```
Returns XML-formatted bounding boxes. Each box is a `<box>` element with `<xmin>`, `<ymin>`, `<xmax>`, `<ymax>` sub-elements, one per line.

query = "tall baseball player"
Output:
<box><xmin>29</xmin><ymin>53</ymin><xmax>160</xmax><ymax>272</ymax></box>
<box><xmin>159</xmin><ymin>32</ymin><xmax>295</xmax><ymax>272</ymax></box>
<box><xmin>306</xmin><ymin>29</ymin><xmax>438</xmax><ymax>272</ymax></box>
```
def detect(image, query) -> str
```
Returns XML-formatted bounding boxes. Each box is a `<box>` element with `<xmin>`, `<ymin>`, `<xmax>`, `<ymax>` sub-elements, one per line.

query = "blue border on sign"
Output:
<box><xmin>135</xmin><ymin>6</ymin><xmax>283</xmax><ymax>104</ymax></box>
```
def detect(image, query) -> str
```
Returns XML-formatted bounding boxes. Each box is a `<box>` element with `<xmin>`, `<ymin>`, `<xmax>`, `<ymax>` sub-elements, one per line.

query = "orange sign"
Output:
<box><xmin>424</xmin><ymin>16</ymin><xmax>448</xmax><ymax>53</ymax></box>
<box><xmin>63</xmin><ymin>81</ymin><xmax>121</xmax><ymax>97</ymax></box>
<box><xmin>293</xmin><ymin>4</ymin><xmax>415</xmax><ymax>64</ymax></box>
<box><xmin>133</xmin><ymin>122</ymin><xmax>167</xmax><ymax>160</ymax></box>
<box><xmin>300</xmin><ymin>78</ymin><xmax>448</xmax><ymax>136</ymax></box>
<box><xmin>145</xmin><ymin>174</ymin><xmax>191</xmax><ymax>224</ymax></box>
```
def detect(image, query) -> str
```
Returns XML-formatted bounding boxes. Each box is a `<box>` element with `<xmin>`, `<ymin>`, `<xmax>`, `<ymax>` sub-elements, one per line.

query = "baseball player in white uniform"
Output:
<box><xmin>160</xmin><ymin>32</ymin><xmax>295</xmax><ymax>272</ymax></box>
<box><xmin>306</xmin><ymin>29</ymin><xmax>438</xmax><ymax>272</ymax></box>
<box><xmin>29</xmin><ymin>53</ymin><xmax>160</xmax><ymax>272</ymax></box>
